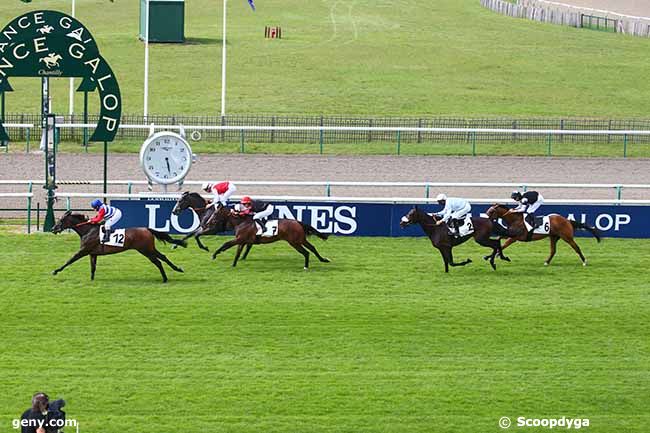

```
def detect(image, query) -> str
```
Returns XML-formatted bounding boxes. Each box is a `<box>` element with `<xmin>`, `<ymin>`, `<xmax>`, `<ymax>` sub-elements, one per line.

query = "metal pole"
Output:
<box><xmin>220</xmin><ymin>0</ymin><xmax>227</xmax><ymax>116</ymax></box>
<box><xmin>83</xmin><ymin>90</ymin><xmax>88</xmax><ymax>151</ymax></box>
<box><xmin>27</xmin><ymin>181</ymin><xmax>32</xmax><ymax>234</ymax></box>
<box><xmin>103</xmin><ymin>141</ymin><xmax>108</xmax><ymax>201</ymax></box>
<box><xmin>42</xmin><ymin>78</ymin><xmax>55</xmax><ymax>232</ymax></box>
<box><xmin>623</xmin><ymin>134</ymin><xmax>628</xmax><ymax>157</ymax></box>
<box><xmin>143</xmin><ymin>0</ymin><xmax>150</xmax><ymax>120</ymax></box>
<box><xmin>239</xmin><ymin>129</ymin><xmax>244</xmax><ymax>153</ymax></box>
<box><xmin>546</xmin><ymin>133</ymin><xmax>552</xmax><ymax>156</ymax></box>
<box><xmin>69</xmin><ymin>0</ymin><xmax>75</xmax><ymax>116</ymax></box>
<box><xmin>471</xmin><ymin>131</ymin><xmax>476</xmax><ymax>156</ymax></box>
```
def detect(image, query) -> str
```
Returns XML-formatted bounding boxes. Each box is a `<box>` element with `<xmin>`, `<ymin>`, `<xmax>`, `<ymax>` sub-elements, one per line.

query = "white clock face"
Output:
<box><xmin>140</xmin><ymin>132</ymin><xmax>192</xmax><ymax>184</ymax></box>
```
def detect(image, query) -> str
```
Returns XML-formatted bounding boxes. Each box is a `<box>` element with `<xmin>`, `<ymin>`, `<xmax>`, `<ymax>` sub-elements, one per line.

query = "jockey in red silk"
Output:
<box><xmin>202</xmin><ymin>181</ymin><xmax>237</xmax><ymax>207</ymax></box>
<box><xmin>235</xmin><ymin>196</ymin><xmax>274</xmax><ymax>232</ymax></box>
<box><xmin>89</xmin><ymin>199</ymin><xmax>122</xmax><ymax>243</ymax></box>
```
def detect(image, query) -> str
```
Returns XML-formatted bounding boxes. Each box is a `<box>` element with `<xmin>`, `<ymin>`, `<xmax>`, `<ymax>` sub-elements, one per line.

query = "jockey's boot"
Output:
<box><xmin>102</xmin><ymin>228</ymin><xmax>111</xmax><ymax>243</ymax></box>
<box><xmin>453</xmin><ymin>220</ymin><xmax>461</xmax><ymax>237</ymax></box>
<box><xmin>258</xmin><ymin>219</ymin><xmax>267</xmax><ymax>233</ymax></box>
<box><xmin>526</xmin><ymin>213</ymin><xmax>536</xmax><ymax>229</ymax></box>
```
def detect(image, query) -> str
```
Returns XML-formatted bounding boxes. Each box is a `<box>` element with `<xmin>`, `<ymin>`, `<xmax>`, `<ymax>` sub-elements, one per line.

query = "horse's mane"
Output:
<box><xmin>67</xmin><ymin>212</ymin><xmax>88</xmax><ymax>222</ymax></box>
<box><xmin>413</xmin><ymin>206</ymin><xmax>437</xmax><ymax>222</ymax></box>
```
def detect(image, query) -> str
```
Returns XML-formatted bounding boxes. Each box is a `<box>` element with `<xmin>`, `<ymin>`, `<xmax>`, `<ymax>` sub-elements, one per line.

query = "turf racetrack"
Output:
<box><xmin>0</xmin><ymin>232</ymin><xmax>648</xmax><ymax>432</ymax></box>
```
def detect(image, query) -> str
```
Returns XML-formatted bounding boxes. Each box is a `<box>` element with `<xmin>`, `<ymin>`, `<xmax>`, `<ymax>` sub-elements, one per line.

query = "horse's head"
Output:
<box><xmin>486</xmin><ymin>204</ymin><xmax>508</xmax><ymax>220</ymax></box>
<box><xmin>400</xmin><ymin>206</ymin><xmax>424</xmax><ymax>228</ymax></box>
<box><xmin>172</xmin><ymin>191</ymin><xmax>206</xmax><ymax>215</ymax></box>
<box><xmin>51</xmin><ymin>211</ymin><xmax>87</xmax><ymax>234</ymax></box>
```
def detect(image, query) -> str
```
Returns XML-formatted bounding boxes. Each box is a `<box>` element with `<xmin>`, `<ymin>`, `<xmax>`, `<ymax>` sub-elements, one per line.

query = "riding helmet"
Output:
<box><xmin>91</xmin><ymin>199</ymin><xmax>103</xmax><ymax>209</ymax></box>
<box><xmin>435</xmin><ymin>193</ymin><xmax>447</xmax><ymax>202</ymax></box>
<box><xmin>241</xmin><ymin>196</ymin><xmax>252</xmax><ymax>204</ymax></box>
<box><xmin>511</xmin><ymin>191</ymin><xmax>522</xmax><ymax>200</ymax></box>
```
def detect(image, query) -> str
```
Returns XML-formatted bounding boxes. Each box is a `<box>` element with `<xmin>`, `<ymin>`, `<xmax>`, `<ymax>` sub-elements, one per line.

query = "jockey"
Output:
<box><xmin>235</xmin><ymin>196</ymin><xmax>274</xmax><ymax>232</ymax></box>
<box><xmin>202</xmin><ymin>181</ymin><xmax>237</xmax><ymax>207</ymax></box>
<box><xmin>510</xmin><ymin>190</ymin><xmax>545</xmax><ymax>229</ymax></box>
<box><xmin>433</xmin><ymin>193</ymin><xmax>471</xmax><ymax>236</ymax></box>
<box><xmin>89</xmin><ymin>199</ymin><xmax>122</xmax><ymax>243</ymax></box>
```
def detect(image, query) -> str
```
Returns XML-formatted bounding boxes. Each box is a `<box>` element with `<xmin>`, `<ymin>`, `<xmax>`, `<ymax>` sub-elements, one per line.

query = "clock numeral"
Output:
<box><xmin>155</xmin><ymin>141</ymin><xmax>160</xmax><ymax>146</ymax></box>
<box><xmin>164</xmin><ymin>139</ymin><xmax>170</xmax><ymax>144</ymax></box>
<box><xmin>173</xmin><ymin>172</ymin><xmax>178</xmax><ymax>177</ymax></box>
<box><xmin>149</xmin><ymin>147</ymin><xmax>155</xmax><ymax>152</ymax></box>
<box><xmin>164</xmin><ymin>174</ymin><xmax>169</xmax><ymax>179</ymax></box>
<box><xmin>180</xmin><ymin>148</ymin><xmax>186</xmax><ymax>152</ymax></box>
<box><xmin>147</xmin><ymin>156</ymin><xmax>151</xmax><ymax>161</ymax></box>
<box><xmin>179</xmin><ymin>166</ymin><xmax>184</xmax><ymax>170</ymax></box>
<box><xmin>148</xmin><ymin>165</ymin><xmax>154</xmax><ymax>170</ymax></box>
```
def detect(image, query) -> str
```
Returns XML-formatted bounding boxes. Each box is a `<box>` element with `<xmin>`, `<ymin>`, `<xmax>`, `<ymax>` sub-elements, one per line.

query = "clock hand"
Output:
<box><xmin>165</xmin><ymin>157</ymin><xmax>171</xmax><ymax>173</ymax></box>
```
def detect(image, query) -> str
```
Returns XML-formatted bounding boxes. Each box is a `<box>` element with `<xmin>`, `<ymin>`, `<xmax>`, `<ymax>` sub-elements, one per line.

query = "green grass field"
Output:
<box><xmin>1</xmin><ymin>230</ymin><xmax>648</xmax><ymax>432</ymax></box>
<box><xmin>2</xmin><ymin>0</ymin><xmax>650</xmax><ymax>118</ymax></box>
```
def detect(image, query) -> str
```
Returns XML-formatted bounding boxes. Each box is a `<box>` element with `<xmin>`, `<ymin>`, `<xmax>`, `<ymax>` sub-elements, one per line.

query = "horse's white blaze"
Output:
<box><xmin>400</xmin><ymin>215</ymin><xmax>409</xmax><ymax>223</ymax></box>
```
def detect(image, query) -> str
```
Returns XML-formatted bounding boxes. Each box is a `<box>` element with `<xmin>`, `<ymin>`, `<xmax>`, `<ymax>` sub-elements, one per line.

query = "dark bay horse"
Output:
<box><xmin>399</xmin><ymin>206</ymin><xmax>510</xmax><ymax>272</ymax></box>
<box><xmin>51</xmin><ymin>211</ymin><xmax>186</xmax><ymax>282</ymax></box>
<box><xmin>209</xmin><ymin>204</ymin><xmax>330</xmax><ymax>269</ymax></box>
<box><xmin>171</xmin><ymin>192</ymin><xmax>253</xmax><ymax>259</ymax></box>
<box><xmin>486</xmin><ymin>204</ymin><xmax>601</xmax><ymax>266</ymax></box>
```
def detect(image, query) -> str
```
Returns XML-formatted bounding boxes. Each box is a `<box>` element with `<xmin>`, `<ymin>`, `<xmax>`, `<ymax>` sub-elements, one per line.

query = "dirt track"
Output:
<box><xmin>1</xmin><ymin>153</ymin><xmax>649</xmax><ymax>215</ymax></box>
<box><xmin>558</xmin><ymin>0</ymin><xmax>650</xmax><ymax>17</ymax></box>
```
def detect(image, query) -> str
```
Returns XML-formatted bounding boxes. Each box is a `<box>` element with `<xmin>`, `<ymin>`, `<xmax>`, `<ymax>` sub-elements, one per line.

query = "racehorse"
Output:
<box><xmin>208</xmin><ymin>204</ymin><xmax>330</xmax><ymax>269</ymax></box>
<box><xmin>486</xmin><ymin>204</ymin><xmax>601</xmax><ymax>266</ymax></box>
<box><xmin>171</xmin><ymin>192</ymin><xmax>254</xmax><ymax>259</ymax></box>
<box><xmin>51</xmin><ymin>211</ymin><xmax>186</xmax><ymax>282</ymax></box>
<box><xmin>400</xmin><ymin>206</ymin><xmax>510</xmax><ymax>272</ymax></box>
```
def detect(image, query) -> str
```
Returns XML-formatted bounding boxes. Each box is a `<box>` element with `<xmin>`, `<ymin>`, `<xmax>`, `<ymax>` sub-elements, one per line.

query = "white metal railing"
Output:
<box><xmin>1</xmin><ymin>180</ymin><xmax>648</xmax><ymax>201</ymax></box>
<box><xmin>53</xmin><ymin>123</ymin><xmax>650</xmax><ymax>135</ymax></box>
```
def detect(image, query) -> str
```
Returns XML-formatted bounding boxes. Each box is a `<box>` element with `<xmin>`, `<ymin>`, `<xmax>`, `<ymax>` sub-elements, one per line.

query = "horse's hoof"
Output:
<box><xmin>544</xmin><ymin>262</ymin><xmax>549</xmax><ymax>266</ymax></box>
<box><xmin>178</xmin><ymin>267</ymin><xmax>184</xmax><ymax>273</ymax></box>
<box><xmin>172</xmin><ymin>245</ymin><xmax>178</xmax><ymax>250</ymax></box>
<box><xmin>483</xmin><ymin>255</ymin><xmax>490</xmax><ymax>261</ymax></box>
<box><xmin>51</xmin><ymin>270</ymin><xmax>57</xmax><ymax>275</ymax></box>
<box><xmin>322</xmin><ymin>258</ymin><xmax>331</xmax><ymax>263</ymax></box>
<box><xmin>502</xmin><ymin>256</ymin><xmax>511</xmax><ymax>262</ymax></box>
<box><xmin>467</xmin><ymin>258</ymin><xmax>472</xmax><ymax>264</ymax></box>
<box><xmin>303</xmin><ymin>267</ymin><xmax>309</xmax><ymax>271</ymax></box>
<box><xmin>583</xmin><ymin>262</ymin><xmax>587</xmax><ymax>267</ymax></box>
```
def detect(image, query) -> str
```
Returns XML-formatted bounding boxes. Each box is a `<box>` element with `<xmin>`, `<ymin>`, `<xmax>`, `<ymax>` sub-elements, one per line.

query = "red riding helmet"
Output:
<box><xmin>241</xmin><ymin>196</ymin><xmax>252</xmax><ymax>205</ymax></box>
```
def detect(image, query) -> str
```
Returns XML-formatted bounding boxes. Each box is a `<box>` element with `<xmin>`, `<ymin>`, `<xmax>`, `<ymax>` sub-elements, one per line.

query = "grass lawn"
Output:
<box><xmin>1</xmin><ymin>1</ymin><xmax>650</xmax><ymax>118</ymax></box>
<box><xmin>0</xmin><ymin>230</ymin><xmax>648</xmax><ymax>432</ymax></box>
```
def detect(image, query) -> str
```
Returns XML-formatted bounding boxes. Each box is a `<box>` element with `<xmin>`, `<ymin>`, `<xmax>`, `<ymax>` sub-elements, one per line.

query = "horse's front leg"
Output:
<box><xmin>212</xmin><ymin>239</ymin><xmax>240</xmax><ymax>260</ymax></box>
<box><xmin>232</xmin><ymin>244</ymin><xmax>246</xmax><ymax>267</ymax></box>
<box><xmin>90</xmin><ymin>255</ymin><xmax>97</xmax><ymax>280</ymax></box>
<box><xmin>53</xmin><ymin>249</ymin><xmax>89</xmax><ymax>275</ymax></box>
<box><xmin>241</xmin><ymin>244</ymin><xmax>253</xmax><ymax>260</ymax></box>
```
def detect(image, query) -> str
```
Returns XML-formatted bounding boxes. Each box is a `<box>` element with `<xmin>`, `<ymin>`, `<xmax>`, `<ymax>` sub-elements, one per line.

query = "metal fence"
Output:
<box><xmin>4</xmin><ymin>113</ymin><xmax>650</xmax><ymax>146</ymax></box>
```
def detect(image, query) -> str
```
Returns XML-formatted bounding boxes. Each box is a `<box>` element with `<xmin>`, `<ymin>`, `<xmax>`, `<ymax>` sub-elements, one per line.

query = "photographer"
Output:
<box><xmin>20</xmin><ymin>393</ymin><xmax>66</xmax><ymax>433</ymax></box>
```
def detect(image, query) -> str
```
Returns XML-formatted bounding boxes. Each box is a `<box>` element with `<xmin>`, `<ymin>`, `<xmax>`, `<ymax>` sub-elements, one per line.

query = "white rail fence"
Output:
<box><xmin>481</xmin><ymin>0</ymin><xmax>650</xmax><ymax>37</ymax></box>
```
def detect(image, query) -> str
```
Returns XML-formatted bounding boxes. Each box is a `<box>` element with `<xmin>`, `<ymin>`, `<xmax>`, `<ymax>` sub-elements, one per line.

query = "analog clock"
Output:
<box><xmin>139</xmin><ymin>131</ymin><xmax>193</xmax><ymax>185</ymax></box>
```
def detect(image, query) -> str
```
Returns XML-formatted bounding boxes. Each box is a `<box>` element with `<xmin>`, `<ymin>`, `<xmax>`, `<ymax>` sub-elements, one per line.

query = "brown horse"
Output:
<box><xmin>51</xmin><ymin>211</ymin><xmax>186</xmax><ymax>282</ymax></box>
<box><xmin>486</xmin><ymin>204</ymin><xmax>601</xmax><ymax>266</ymax></box>
<box><xmin>171</xmin><ymin>192</ymin><xmax>253</xmax><ymax>259</ymax></box>
<box><xmin>208</xmin><ymin>204</ymin><xmax>330</xmax><ymax>269</ymax></box>
<box><xmin>400</xmin><ymin>206</ymin><xmax>510</xmax><ymax>272</ymax></box>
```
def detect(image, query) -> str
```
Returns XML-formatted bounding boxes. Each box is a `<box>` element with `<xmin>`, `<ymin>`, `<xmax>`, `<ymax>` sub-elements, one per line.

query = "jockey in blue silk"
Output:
<box><xmin>433</xmin><ymin>193</ymin><xmax>472</xmax><ymax>237</ymax></box>
<box><xmin>89</xmin><ymin>199</ymin><xmax>122</xmax><ymax>243</ymax></box>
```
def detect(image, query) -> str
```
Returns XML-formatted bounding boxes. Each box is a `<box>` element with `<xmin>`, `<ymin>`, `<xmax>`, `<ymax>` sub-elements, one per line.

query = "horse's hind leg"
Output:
<box><xmin>212</xmin><ymin>239</ymin><xmax>239</xmax><ymax>260</ymax></box>
<box><xmin>476</xmin><ymin>238</ymin><xmax>499</xmax><ymax>270</ymax></box>
<box><xmin>289</xmin><ymin>242</ymin><xmax>310</xmax><ymax>269</ymax></box>
<box><xmin>145</xmin><ymin>254</ymin><xmax>168</xmax><ymax>282</ymax></box>
<box><xmin>155</xmin><ymin>250</ymin><xmax>184</xmax><ymax>273</ymax></box>
<box><xmin>90</xmin><ymin>255</ymin><xmax>97</xmax><ymax>280</ymax></box>
<box><xmin>545</xmin><ymin>236</ymin><xmax>559</xmax><ymax>266</ymax></box>
<box><xmin>303</xmin><ymin>240</ymin><xmax>330</xmax><ymax>263</ymax></box>
<box><xmin>563</xmin><ymin>236</ymin><xmax>587</xmax><ymax>266</ymax></box>
<box><xmin>437</xmin><ymin>248</ymin><xmax>450</xmax><ymax>273</ymax></box>
<box><xmin>241</xmin><ymin>244</ymin><xmax>253</xmax><ymax>260</ymax></box>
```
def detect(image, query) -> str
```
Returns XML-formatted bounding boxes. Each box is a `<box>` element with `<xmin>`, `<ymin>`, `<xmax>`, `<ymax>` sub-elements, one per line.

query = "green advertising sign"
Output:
<box><xmin>0</xmin><ymin>10</ymin><xmax>121</xmax><ymax>141</ymax></box>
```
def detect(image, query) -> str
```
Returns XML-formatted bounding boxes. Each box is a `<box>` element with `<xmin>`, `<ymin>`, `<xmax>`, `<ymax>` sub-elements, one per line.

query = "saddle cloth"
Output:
<box><xmin>454</xmin><ymin>215</ymin><xmax>474</xmax><ymax>237</ymax></box>
<box><xmin>99</xmin><ymin>227</ymin><xmax>126</xmax><ymax>247</ymax></box>
<box><xmin>525</xmin><ymin>215</ymin><xmax>551</xmax><ymax>234</ymax></box>
<box><xmin>255</xmin><ymin>220</ymin><xmax>279</xmax><ymax>237</ymax></box>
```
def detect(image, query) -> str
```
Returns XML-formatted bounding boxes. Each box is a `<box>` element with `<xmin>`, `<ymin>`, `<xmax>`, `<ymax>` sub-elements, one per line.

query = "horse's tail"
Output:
<box><xmin>148</xmin><ymin>229</ymin><xmax>188</xmax><ymax>248</ymax></box>
<box><xmin>570</xmin><ymin>220</ymin><xmax>601</xmax><ymax>243</ymax></box>
<box><xmin>301</xmin><ymin>223</ymin><xmax>329</xmax><ymax>240</ymax></box>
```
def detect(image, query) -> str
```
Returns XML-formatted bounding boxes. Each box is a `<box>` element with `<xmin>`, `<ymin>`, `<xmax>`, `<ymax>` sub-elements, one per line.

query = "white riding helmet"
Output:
<box><xmin>435</xmin><ymin>193</ymin><xmax>447</xmax><ymax>202</ymax></box>
<box><xmin>201</xmin><ymin>182</ymin><xmax>212</xmax><ymax>192</ymax></box>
